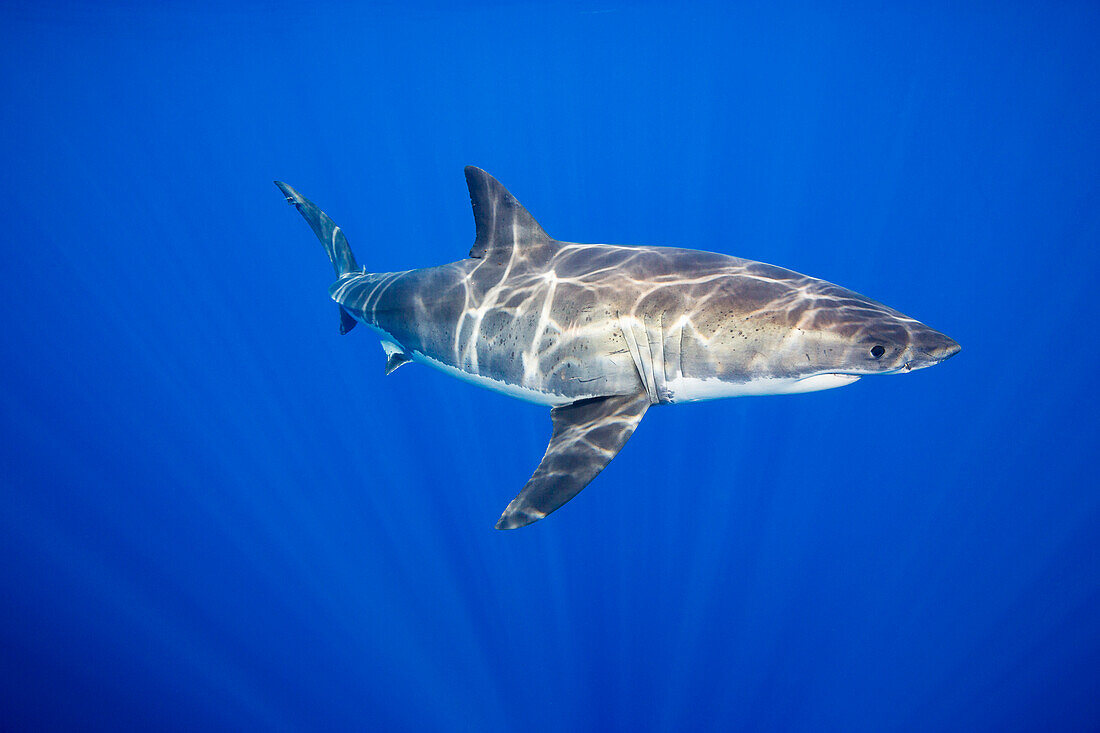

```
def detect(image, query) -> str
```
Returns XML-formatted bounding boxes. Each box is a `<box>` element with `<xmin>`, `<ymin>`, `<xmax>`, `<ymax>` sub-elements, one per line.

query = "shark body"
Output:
<box><xmin>276</xmin><ymin>167</ymin><xmax>960</xmax><ymax>529</ymax></box>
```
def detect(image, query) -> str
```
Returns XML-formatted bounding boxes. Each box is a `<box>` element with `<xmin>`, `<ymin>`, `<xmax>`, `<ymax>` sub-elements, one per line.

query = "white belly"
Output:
<box><xmin>411</xmin><ymin>350</ymin><xmax>579</xmax><ymax>406</ymax></box>
<box><xmin>664</xmin><ymin>373</ymin><xmax>860</xmax><ymax>403</ymax></box>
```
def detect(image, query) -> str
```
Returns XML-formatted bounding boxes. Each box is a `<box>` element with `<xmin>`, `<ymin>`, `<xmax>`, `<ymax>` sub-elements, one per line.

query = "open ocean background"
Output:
<box><xmin>3</xmin><ymin>2</ymin><xmax>1098</xmax><ymax>730</ymax></box>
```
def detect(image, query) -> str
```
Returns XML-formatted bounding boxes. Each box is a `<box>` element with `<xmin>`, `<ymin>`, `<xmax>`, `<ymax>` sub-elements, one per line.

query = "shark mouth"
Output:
<box><xmin>788</xmin><ymin>373</ymin><xmax>862</xmax><ymax>393</ymax></box>
<box><xmin>664</xmin><ymin>372</ymin><xmax>862</xmax><ymax>402</ymax></box>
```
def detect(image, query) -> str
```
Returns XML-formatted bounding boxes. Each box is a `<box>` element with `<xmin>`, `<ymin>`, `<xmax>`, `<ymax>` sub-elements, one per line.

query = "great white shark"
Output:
<box><xmin>276</xmin><ymin>167</ymin><xmax>960</xmax><ymax>529</ymax></box>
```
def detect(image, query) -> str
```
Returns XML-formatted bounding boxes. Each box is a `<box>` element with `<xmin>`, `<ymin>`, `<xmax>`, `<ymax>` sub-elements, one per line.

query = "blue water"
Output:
<box><xmin>3</xmin><ymin>2</ymin><xmax>1098</xmax><ymax>730</ymax></box>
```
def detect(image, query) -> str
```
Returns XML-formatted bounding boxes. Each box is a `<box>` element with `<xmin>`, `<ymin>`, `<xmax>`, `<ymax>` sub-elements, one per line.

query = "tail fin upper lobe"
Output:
<box><xmin>275</xmin><ymin>181</ymin><xmax>361</xmax><ymax>277</ymax></box>
<box><xmin>276</xmin><ymin>181</ymin><xmax>362</xmax><ymax>334</ymax></box>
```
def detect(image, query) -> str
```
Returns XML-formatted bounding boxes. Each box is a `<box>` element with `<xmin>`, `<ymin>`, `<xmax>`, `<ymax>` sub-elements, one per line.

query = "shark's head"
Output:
<box><xmin>660</xmin><ymin>260</ymin><xmax>961</xmax><ymax>401</ymax></box>
<box><xmin>781</xmin><ymin>281</ymin><xmax>961</xmax><ymax>384</ymax></box>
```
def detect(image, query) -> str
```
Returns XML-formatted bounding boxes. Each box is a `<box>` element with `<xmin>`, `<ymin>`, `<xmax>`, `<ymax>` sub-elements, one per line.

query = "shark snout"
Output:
<box><xmin>918</xmin><ymin>334</ymin><xmax>961</xmax><ymax>361</ymax></box>
<box><xmin>938</xmin><ymin>338</ymin><xmax>962</xmax><ymax>360</ymax></box>
<box><xmin>905</xmin><ymin>329</ymin><xmax>961</xmax><ymax>370</ymax></box>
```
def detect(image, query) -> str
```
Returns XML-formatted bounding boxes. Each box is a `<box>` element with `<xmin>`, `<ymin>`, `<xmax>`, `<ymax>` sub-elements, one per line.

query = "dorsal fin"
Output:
<box><xmin>464</xmin><ymin>166</ymin><xmax>553</xmax><ymax>262</ymax></box>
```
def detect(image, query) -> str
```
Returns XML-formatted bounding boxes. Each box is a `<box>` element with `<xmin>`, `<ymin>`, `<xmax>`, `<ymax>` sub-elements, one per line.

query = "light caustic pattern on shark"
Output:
<box><xmin>277</xmin><ymin>168</ymin><xmax>960</xmax><ymax>529</ymax></box>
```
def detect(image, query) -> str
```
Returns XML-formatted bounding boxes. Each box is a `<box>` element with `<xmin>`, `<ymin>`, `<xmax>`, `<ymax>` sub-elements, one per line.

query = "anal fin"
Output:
<box><xmin>495</xmin><ymin>392</ymin><xmax>651</xmax><ymax>530</ymax></box>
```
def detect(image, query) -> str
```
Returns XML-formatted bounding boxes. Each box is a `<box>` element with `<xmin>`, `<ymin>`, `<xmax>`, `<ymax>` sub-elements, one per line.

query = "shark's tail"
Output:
<box><xmin>275</xmin><ymin>181</ymin><xmax>363</xmax><ymax>334</ymax></box>
<box><xmin>274</xmin><ymin>181</ymin><xmax>361</xmax><ymax>277</ymax></box>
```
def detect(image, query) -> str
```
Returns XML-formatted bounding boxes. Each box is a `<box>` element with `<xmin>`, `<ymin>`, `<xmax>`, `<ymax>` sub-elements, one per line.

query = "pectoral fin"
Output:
<box><xmin>495</xmin><ymin>392</ymin><xmax>651</xmax><ymax>530</ymax></box>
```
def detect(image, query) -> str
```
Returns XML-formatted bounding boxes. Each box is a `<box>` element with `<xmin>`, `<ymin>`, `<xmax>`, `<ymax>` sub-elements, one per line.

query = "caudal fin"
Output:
<box><xmin>274</xmin><ymin>181</ymin><xmax>361</xmax><ymax>277</ymax></box>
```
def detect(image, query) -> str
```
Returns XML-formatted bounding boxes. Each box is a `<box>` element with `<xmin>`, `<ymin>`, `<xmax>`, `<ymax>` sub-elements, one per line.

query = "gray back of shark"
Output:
<box><xmin>276</xmin><ymin>167</ymin><xmax>960</xmax><ymax>529</ymax></box>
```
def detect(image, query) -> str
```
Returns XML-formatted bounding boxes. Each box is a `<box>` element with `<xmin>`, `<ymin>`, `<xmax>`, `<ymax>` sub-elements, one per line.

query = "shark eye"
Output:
<box><xmin>870</xmin><ymin>344</ymin><xmax>886</xmax><ymax>359</ymax></box>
